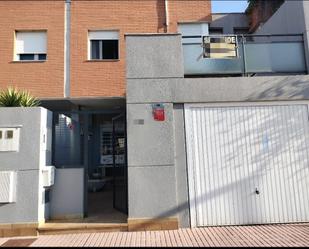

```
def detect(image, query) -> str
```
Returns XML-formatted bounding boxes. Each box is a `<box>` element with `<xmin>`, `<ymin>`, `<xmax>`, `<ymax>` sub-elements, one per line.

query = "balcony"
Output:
<box><xmin>182</xmin><ymin>34</ymin><xmax>307</xmax><ymax>76</ymax></box>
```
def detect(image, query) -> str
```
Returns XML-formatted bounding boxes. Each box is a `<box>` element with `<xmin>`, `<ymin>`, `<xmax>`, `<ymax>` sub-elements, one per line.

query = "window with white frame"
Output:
<box><xmin>178</xmin><ymin>23</ymin><xmax>209</xmax><ymax>44</ymax></box>
<box><xmin>15</xmin><ymin>31</ymin><xmax>47</xmax><ymax>61</ymax></box>
<box><xmin>88</xmin><ymin>30</ymin><xmax>119</xmax><ymax>60</ymax></box>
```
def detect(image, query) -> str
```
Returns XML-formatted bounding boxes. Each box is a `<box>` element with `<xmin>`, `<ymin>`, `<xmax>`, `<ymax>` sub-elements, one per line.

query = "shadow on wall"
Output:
<box><xmin>246</xmin><ymin>76</ymin><xmax>309</xmax><ymax>101</ymax></box>
<box><xmin>156</xmin><ymin>0</ymin><xmax>167</xmax><ymax>33</ymax></box>
<box><xmin>206</xmin><ymin>13</ymin><xmax>249</xmax><ymax>34</ymax></box>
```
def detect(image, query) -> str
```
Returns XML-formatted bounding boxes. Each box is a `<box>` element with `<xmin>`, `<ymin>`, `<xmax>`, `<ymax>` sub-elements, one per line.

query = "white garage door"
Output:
<box><xmin>185</xmin><ymin>104</ymin><xmax>309</xmax><ymax>227</ymax></box>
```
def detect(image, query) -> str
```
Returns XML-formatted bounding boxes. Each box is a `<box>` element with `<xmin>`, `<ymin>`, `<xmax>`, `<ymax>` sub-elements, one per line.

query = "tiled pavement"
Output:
<box><xmin>0</xmin><ymin>223</ymin><xmax>309</xmax><ymax>247</ymax></box>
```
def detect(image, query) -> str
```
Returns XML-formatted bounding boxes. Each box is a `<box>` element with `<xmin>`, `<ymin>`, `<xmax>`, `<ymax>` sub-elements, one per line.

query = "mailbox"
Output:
<box><xmin>42</xmin><ymin>166</ymin><xmax>55</xmax><ymax>188</ymax></box>
<box><xmin>0</xmin><ymin>127</ymin><xmax>21</xmax><ymax>152</ymax></box>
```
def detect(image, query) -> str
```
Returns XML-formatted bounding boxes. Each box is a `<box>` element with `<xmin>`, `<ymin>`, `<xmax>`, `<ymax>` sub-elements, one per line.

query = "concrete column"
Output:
<box><xmin>126</xmin><ymin>34</ymin><xmax>185</xmax><ymax>228</ymax></box>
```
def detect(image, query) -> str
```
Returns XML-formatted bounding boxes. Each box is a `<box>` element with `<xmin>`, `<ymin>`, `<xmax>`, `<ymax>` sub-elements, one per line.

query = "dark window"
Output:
<box><xmin>6</xmin><ymin>130</ymin><xmax>13</xmax><ymax>139</ymax></box>
<box><xmin>18</xmin><ymin>54</ymin><xmax>46</xmax><ymax>61</ymax></box>
<box><xmin>38</xmin><ymin>54</ymin><xmax>47</xmax><ymax>60</ymax></box>
<box><xmin>102</xmin><ymin>40</ymin><xmax>118</xmax><ymax>59</ymax></box>
<box><xmin>234</xmin><ymin>28</ymin><xmax>249</xmax><ymax>35</ymax></box>
<box><xmin>209</xmin><ymin>28</ymin><xmax>223</xmax><ymax>35</ymax></box>
<box><xmin>19</xmin><ymin>54</ymin><xmax>35</xmax><ymax>60</ymax></box>
<box><xmin>0</xmin><ymin>131</ymin><xmax>2</xmax><ymax>139</ymax></box>
<box><xmin>90</xmin><ymin>40</ymin><xmax>119</xmax><ymax>60</ymax></box>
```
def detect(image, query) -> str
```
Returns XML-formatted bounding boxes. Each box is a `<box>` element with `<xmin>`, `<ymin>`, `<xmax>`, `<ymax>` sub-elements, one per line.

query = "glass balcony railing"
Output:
<box><xmin>182</xmin><ymin>34</ymin><xmax>307</xmax><ymax>76</ymax></box>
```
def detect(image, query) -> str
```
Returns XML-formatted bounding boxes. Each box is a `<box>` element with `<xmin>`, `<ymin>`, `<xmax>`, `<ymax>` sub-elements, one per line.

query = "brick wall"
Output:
<box><xmin>70</xmin><ymin>0</ymin><xmax>166</xmax><ymax>97</ymax></box>
<box><xmin>70</xmin><ymin>0</ymin><xmax>212</xmax><ymax>98</ymax></box>
<box><xmin>168</xmin><ymin>0</ymin><xmax>212</xmax><ymax>32</ymax></box>
<box><xmin>0</xmin><ymin>1</ymin><xmax>64</xmax><ymax>98</ymax></box>
<box><xmin>0</xmin><ymin>0</ymin><xmax>211</xmax><ymax>99</ymax></box>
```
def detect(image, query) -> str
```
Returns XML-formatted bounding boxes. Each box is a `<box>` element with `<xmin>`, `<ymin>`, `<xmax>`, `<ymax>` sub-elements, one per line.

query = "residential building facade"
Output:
<box><xmin>0</xmin><ymin>0</ymin><xmax>213</xmax><ymax>236</ymax></box>
<box><xmin>1</xmin><ymin>0</ymin><xmax>309</xmax><ymax>237</ymax></box>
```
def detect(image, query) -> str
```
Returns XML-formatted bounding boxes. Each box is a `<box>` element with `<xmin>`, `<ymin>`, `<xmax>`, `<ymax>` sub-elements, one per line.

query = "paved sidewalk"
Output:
<box><xmin>0</xmin><ymin>223</ymin><xmax>309</xmax><ymax>247</ymax></box>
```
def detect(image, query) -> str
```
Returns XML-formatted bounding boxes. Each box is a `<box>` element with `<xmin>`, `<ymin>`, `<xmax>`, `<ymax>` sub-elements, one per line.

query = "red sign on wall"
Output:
<box><xmin>152</xmin><ymin>103</ymin><xmax>165</xmax><ymax>121</ymax></box>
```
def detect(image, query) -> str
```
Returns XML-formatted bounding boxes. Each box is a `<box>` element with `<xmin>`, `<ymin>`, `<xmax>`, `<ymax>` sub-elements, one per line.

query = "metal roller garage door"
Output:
<box><xmin>184</xmin><ymin>103</ymin><xmax>309</xmax><ymax>227</ymax></box>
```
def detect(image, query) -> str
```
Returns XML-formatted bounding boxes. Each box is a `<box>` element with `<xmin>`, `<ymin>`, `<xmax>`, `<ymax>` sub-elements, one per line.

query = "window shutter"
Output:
<box><xmin>178</xmin><ymin>23</ymin><xmax>209</xmax><ymax>37</ymax></box>
<box><xmin>88</xmin><ymin>31</ymin><xmax>119</xmax><ymax>40</ymax></box>
<box><xmin>178</xmin><ymin>23</ymin><xmax>209</xmax><ymax>44</ymax></box>
<box><xmin>16</xmin><ymin>31</ymin><xmax>47</xmax><ymax>54</ymax></box>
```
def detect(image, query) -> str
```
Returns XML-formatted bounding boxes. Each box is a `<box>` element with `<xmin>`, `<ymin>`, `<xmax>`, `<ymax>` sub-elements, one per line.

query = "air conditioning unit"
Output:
<box><xmin>42</xmin><ymin>166</ymin><xmax>55</xmax><ymax>188</ymax></box>
<box><xmin>0</xmin><ymin>171</ymin><xmax>17</xmax><ymax>203</ymax></box>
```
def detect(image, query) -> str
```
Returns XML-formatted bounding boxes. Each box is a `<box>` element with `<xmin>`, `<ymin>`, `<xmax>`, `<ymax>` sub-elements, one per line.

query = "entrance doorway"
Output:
<box><xmin>86</xmin><ymin>113</ymin><xmax>128</xmax><ymax>223</ymax></box>
<box><xmin>51</xmin><ymin>109</ymin><xmax>128</xmax><ymax>224</ymax></box>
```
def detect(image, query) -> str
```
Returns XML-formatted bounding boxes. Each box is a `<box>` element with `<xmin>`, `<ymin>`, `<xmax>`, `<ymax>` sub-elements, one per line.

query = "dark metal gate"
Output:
<box><xmin>112</xmin><ymin>113</ymin><xmax>128</xmax><ymax>214</ymax></box>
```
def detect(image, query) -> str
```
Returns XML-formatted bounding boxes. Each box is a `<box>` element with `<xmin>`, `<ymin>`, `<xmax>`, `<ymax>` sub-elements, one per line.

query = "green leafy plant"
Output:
<box><xmin>0</xmin><ymin>87</ymin><xmax>40</xmax><ymax>107</ymax></box>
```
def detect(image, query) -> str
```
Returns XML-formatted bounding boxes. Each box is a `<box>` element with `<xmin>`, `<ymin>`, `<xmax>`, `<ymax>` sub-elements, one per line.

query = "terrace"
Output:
<box><xmin>182</xmin><ymin>34</ymin><xmax>307</xmax><ymax>77</ymax></box>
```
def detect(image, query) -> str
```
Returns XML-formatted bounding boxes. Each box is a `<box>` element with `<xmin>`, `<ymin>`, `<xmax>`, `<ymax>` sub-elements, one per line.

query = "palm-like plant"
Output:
<box><xmin>0</xmin><ymin>87</ymin><xmax>40</xmax><ymax>107</ymax></box>
<box><xmin>19</xmin><ymin>91</ymin><xmax>41</xmax><ymax>107</ymax></box>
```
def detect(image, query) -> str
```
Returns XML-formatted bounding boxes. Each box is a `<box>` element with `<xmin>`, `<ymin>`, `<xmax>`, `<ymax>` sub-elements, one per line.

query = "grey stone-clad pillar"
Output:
<box><xmin>0</xmin><ymin>107</ymin><xmax>52</xmax><ymax>224</ymax></box>
<box><xmin>125</xmin><ymin>34</ymin><xmax>188</xmax><ymax>226</ymax></box>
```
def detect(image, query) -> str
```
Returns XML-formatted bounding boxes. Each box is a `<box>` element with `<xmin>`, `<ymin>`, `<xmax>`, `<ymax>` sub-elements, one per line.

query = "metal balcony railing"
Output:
<box><xmin>182</xmin><ymin>34</ymin><xmax>307</xmax><ymax>76</ymax></box>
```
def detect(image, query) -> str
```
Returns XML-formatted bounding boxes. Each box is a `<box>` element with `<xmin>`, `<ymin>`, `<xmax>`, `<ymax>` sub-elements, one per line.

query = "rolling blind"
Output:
<box><xmin>88</xmin><ymin>30</ymin><xmax>119</xmax><ymax>40</ymax></box>
<box><xmin>16</xmin><ymin>31</ymin><xmax>47</xmax><ymax>54</ymax></box>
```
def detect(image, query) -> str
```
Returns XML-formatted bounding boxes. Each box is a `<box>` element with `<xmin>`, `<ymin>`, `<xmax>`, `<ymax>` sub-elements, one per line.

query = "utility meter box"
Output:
<box><xmin>42</xmin><ymin>166</ymin><xmax>55</xmax><ymax>188</ymax></box>
<box><xmin>0</xmin><ymin>171</ymin><xmax>17</xmax><ymax>203</ymax></box>
<box><xmin>0</xmin><ymin>127</ymin><xmax>21</xmax><ymax>152</ymax></box>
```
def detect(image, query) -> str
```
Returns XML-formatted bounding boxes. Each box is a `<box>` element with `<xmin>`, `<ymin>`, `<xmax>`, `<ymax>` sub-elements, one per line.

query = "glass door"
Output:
<box><xmin>112</xmin><ymin>113</ymin><xmax>128</xmax><ymax>214</ymax></box>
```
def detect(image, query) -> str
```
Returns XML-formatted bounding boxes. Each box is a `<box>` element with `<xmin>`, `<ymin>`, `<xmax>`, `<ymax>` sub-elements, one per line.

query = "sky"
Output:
<box><xmin>212</xmin><ymin>0</ymin><xmax>249</xmax><ymax>13</ymax></box>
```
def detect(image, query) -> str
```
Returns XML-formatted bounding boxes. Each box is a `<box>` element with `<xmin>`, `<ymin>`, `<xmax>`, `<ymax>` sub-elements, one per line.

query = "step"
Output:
<box><xmin>38</xmin><ymin>222</ymin><xmax>128</xmax><ymax>235</ymax></box>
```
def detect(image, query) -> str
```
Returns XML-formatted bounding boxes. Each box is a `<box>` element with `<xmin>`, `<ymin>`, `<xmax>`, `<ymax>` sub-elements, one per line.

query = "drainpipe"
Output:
<box><xmin>165</xmin><ymin>0</ymin><xmax>169</xmax><ymax>33</ymax></box>
<box><xmin>64</xmin><ymin>0</ymin><xmax>71</xmax><ymax>98</ymax></box>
